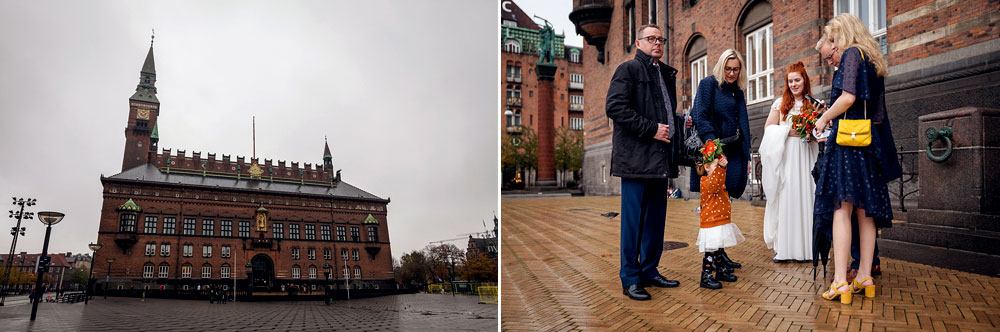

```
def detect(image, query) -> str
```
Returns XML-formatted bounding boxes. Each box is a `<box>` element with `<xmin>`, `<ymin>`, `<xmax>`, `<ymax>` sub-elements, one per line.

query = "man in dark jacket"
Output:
<box><xmin>606</xmin><ymin>24</ymin><xmax>683</xmax><ymax>301</ymax></box>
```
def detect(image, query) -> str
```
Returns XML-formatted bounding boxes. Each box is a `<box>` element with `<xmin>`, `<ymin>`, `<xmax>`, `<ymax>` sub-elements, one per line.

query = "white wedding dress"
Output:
<box><xmin>759</xmin><ymin>98</ymin><xmax>819</xmax><ymax>261</ymax></box>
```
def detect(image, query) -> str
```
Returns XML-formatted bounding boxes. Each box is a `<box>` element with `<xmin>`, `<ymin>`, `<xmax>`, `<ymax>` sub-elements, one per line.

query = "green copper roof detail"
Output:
<box><xmin>117</xmin><ymin>198</ymin><xmax>142</xmax><ymax>212</ymax></box>
<box><xmin>151</xmin><ymin>123</ymin><xmax>159</xmax><ymax>139</ymax></box>
<box><xmin>501</xmin><ymin>25</ymin><xmax>566</xmax><ymax>59</ymax></box>
<box><xmin>257</xmin><ymin>205</ymin><xmax>268</xmax><ymax>212</ymax></box>
<box><xmin>363</xmin><ymin>214</ymin><xmax>379</xmax><ymax>224</ymax></box>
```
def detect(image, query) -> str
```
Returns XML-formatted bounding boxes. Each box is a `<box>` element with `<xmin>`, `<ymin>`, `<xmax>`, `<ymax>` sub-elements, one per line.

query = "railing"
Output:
<box><xmin>506</xmin><ymin>76</ymin><xmax>522</xmax><ymax>83</ymax></box>
<box><xmin>506</xmin><ymin>97</ymin><xmax>522</xmax><ymax>107</ymax></box>
<box><xmin>506</xmin><ymin>125</ymin><xmax>524</xmax><ymax>135</ymax></box>
<box><xmin>569</xmin><ymin>103</ymin><xmax>584</xmax><ymax>112</ymax></box>
<box><xmin>889</xmin><ymin>150</ymin><xmax>920</xmax><ymax>212</ymax></box>
<box><xmin>569</xmin><ymin>81</ymin><xmax>584</xmax><ymax>90</ymax></box>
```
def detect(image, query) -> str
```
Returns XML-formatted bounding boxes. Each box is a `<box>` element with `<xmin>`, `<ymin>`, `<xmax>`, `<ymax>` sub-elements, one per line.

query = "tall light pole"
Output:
<box><xmin>344</xmin><ymin>259</ymin><xmax>350</xmax><ymax>300</ymax></box>
<box><xmin>103</xmin><ymin>258</ymin><xmax>114</xmax><ymax>299</ymax></box>
<box><xmin>30</xmin><ymin>211</ymin><xmax>64</xmax><ymax>321</ymax></box>
<box><xmin>84</xmin><ymin>243</ymin><xmax>102</xmax><ymax>304</ymax></box>
<box><xmin>1</xmin><ymin>197</ymin><xmax>35</xmax><ymax>307</ymax></box>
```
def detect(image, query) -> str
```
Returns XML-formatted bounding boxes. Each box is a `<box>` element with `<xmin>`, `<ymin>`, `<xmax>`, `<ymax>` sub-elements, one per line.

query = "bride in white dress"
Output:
<box><xmin>759</xmin><ymin>62</ymin><xmax>820</xmax><ymax>262</ymax></box>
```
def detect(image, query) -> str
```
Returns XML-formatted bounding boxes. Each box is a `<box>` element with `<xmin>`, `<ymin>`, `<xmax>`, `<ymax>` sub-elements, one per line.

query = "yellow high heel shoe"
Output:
<box><xmin>822</xmin><ymin>281</ymin><xmax>852</xmax><ymax>304</ymax></box>
<box><xmin>852</xmin><ymin>276</ymin><xmax>875</xmax><ymax>298</ymax></box>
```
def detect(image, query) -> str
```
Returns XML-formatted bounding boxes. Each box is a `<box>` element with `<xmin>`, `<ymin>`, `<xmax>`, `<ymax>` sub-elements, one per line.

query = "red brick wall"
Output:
<box><xmin>887</xmin><ymin>0</ymin><xmax>1000</xmax><ymax>66</ymax></box>
<box><xmin>500</xmin><ymin>53</ymin><xmax>585</xmax><ymax>135</ymax></box>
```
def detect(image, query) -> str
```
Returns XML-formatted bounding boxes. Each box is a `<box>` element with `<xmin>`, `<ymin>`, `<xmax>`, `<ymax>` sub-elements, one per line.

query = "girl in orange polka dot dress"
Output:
<box><xmin>697</xmin><ymin>153</ymin><xmax>746</xmax><ymax>289</ymax></box>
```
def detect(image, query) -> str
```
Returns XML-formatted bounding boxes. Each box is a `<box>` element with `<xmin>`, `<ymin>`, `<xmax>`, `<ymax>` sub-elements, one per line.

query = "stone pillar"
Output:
<box><xmin>535</xmin><ymin>63</ymin><xmax>558</xmax><ymax>187</ymax></box>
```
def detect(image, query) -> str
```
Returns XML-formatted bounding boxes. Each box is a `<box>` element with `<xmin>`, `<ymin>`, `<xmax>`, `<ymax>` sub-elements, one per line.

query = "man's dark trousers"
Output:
<box><xmin>620</xmin><ymin>178</ymin><xmax>669</xmax><ymax>288</ymax></box>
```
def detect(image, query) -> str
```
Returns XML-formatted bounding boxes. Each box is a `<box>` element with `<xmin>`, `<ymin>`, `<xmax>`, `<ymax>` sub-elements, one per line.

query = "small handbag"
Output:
<box><xmin>835</xmin><ymin>51</ymin><xmax>872</xmax><ymax>147</ymax></box>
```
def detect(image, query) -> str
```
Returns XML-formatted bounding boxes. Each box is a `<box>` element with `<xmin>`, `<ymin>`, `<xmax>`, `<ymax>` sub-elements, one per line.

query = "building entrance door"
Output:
<box><xmin>250</xmin><ymin>254</ymin><xmax>274</xmax><ymax>290</ymax></box>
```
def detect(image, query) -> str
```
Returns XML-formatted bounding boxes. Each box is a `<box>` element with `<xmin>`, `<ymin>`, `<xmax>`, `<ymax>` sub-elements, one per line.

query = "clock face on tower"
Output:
<box><xmin>137</xmin><ymin>108</ymin><xmax>150</xmax><ymax>120</ymax></box>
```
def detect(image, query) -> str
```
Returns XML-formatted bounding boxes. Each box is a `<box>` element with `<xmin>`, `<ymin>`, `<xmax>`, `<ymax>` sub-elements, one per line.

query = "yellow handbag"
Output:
<box><xmin>836</xmin><ymin>51</ymin><xmax>872</xmax><ymax>147</ymax></box>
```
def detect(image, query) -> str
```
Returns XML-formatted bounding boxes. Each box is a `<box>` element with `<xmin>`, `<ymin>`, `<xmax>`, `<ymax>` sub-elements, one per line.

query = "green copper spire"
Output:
<box><xmin>363</xmin><ymin>214</ymin><xmax>379</xmax><ymax>224</ymax></box>
<box><xmin>116</xmin><ymin>198</ymin><xmax>142</xmax><ymax>212</ymax></box>
<box><xmin>151</xmin><ymin>122</ymin><xmax>159</xmax><ymax>140</ymax></box>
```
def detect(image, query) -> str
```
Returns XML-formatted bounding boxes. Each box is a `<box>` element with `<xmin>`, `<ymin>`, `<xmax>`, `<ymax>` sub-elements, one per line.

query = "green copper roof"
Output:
<box><xmin>117</xmin><ymin>198</ymin><xmax>141</xmax><ymax>212</ymax></box>
<box><xmin>257</xmin><ymin>205</ymin><xmax>268</xmax><ymax>212</ymax></box>
<box><xmin>501</xmin><ymin>25</ymin><xmax>566</xmax><ymax>59</ymax></box>
<box><xmin>363</xmin><ymin>214</ymin><xmax>379</xmax><ymax>224</ymax></box>
<box><xmin>151</xmin><ymin>122</ymin><xmax>159</xmax><ymax>139</ymax></box>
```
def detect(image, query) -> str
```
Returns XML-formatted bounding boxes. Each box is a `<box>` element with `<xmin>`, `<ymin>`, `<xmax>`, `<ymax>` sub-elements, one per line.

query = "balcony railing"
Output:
<box><xmin>506</xmin><ymin>76</ymin><xmax>522</xmax><ymax>83</ymax></box>
<box><xmin>569</xmin><ymin>103</ymin><xmax>584</xmax><ymax>112</ymax></box>
<box><xmin>569</xmin><ymin>81</ymin><xmax>584</xmax><ymax>90</ymax></box>
<box><xmin>506</xmin><ymin>125</ymin><xmax>524</xmax><ymax>135</ymax></box>
<box><xmin>506</xmin><ymin>97</ymin><xmax>522</xmax><ymax>107</ymax></box>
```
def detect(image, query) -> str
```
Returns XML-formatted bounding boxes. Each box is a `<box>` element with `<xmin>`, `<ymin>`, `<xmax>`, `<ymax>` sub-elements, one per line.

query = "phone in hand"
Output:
<box><xmin>804</xmin><ymin>94</ymin><xmax>824</xmax><ymax>108</ymax></box>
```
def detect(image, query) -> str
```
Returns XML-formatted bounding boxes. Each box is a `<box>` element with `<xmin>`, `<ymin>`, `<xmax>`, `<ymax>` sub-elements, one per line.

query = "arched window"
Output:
<box><xmin>158</xmin><ymin>263</ymin><xmax>169</xmax><ymax>278</ymax></box>
<box><xmin>739</xmin><ymin>0</ymin><xmax>774</xmax><ymax>104</ymax></box>
<box><xmin>292</xmin><ymin>265</ymin><xmax>301</xmax><ymax>279</ymax></box>
<box><xmin>221</xmin><ymin>264</ymin><xmax>231</xmax><ymax>279</ymax></box>
<box><xmin>201</xmin><ymin>263</ymin><xmax>212</xmax><ymax>279</ymax></box>
<box><xmin>342</xmin><ymin>266</ymin><xmax>350</xmax><ymax>279</ymax></box>
<box><xmin>503</xmin><ymin>39</ymin><xmax>521</xmax><ymax>53</ymax></box>
<box><xmin>308</xmin><ymin>265</ymin><xmax>317</xmax><ymax>279</ymax></box>
<box><xmin>142</xmin><ymin>263</ymin><xmax>154</xmax><ymax>279</ymax></box>
<box><xmin>181</xmin><ymin>263</ymin><xmax>192</xmax><ymax>278</ymax></box>
<box><xmin>514</xmin><ymin>111</ymin><xmax>522</xmax><ymax>126</ymax></box>
<box><xmin>685</xmin><ymin>35</ymin><xmax>709</xmax><ymax>110</ymax></box>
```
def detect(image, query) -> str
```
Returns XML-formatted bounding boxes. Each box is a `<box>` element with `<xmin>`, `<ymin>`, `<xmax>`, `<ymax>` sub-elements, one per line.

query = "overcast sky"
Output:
<box><xmin>514</xmin><ymin>0</ymin><xmax>583</xmax><ymax>48</ymax></box>
<box><xmin>0</xmin><ymin>1</ymin><xmax>497</xmax><ymax>261</ymax></box>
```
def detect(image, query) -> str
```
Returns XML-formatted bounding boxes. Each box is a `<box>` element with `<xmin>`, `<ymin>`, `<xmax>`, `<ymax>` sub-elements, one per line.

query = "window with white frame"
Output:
<box><xmin>690</xmin><ymin>55</ymin><xmax>708</xmax><ymax>103</ymax></box>
<box><xmin>292</xmin><ymin>265</ymin><xmax>301</xmax><ymax>279</ymax></box>
<box><xmin>161</xmin><ymin>243</ymin><xmax>170</xmax><ymax>257</ymax></box>
<box><xmin>647</xmin><ymin>0</ymin><xmax>657</xmax><ymax>24</ymax></box>
<box><xmin>503</xmin><ymin>39</ymin><xmax>521</xmax><ymax>53</ymax></box>
<box><xmin>202</xmin><ymin>219</ymin><xmax>214</xmax><ymax>236</ymax></box>
<box><xmin>183</xmin><ymin>218</ymin><xmax>196</xmax><ymax>235</ymax></box>
<box><xmin>336</xmin><ymin>226</ymin><xmax>346</xmax><ymax>241</ymax></box>
<box><xmin>158</xmin><ymin>264</ymin><xmax>169</xmax><ymax>278</ymax></box>
<box><xmin>834</xmin><ymin>0</ymin><xmax>887</xmax><ymax>54</ymax></box>
<box><xmin>221</xmin><ymin>264</ymin><xmax>231</xmax><ymax>278</ymax></box>
<box><xmin>350</xmin><ymin>227</ymin><xmax>360</xmax><ymax>242</ymax></box>
<box><xmin>570</xmin><ymin>95</ymin><xmax>584</xmax><ymax>106</ymax></box>
<box><xmin>183</xmin><ymin>244</ymin><xmax>193</xmax><ymax>257</ymax></box>
<box><xmin>352</xmin><ymin>248</ymin><xmax>359</xmax><ymax>261</ymax></box>
<box><xmin>320</xmin><ymin>225</ymin><xmax>331</xmax><ymax>240</ymax></box>
<box><xmin>143</xmin><ymin>263</ymin><xmax>154</xmax><ymax>278</ymax></box>
<box><xmin>308</xmin><ymin>248</ymin><xmax>316</xmax><ymax>260</ymax></box>
<box><xmin>569</xmin><ymin>51</ymin><xmax>580</xmax><ymax>63</ymax></box>
<box><xmin>221</xmin><ymin>220</ymin><xmax>232</xmax><ymax>237</ymax></box>
<box><xmin>202</xmin><ymin>245</ymin><xmax>212</xmax><ymax>258</ymax></box>
<box><xmin>309</xmin><ymin>266</ymin><xmax>317</xmax><ymax>279</ymax></box>
<box><xmin>745</xmin><ymin>23</ymin><xmax>774</xmax><ymax>104</ymax></box>
<box><xmin>291</xmin><ymin>247</ymin><xmax>300</xmax><ymax>260</ymax></box>
<box><xmin>354</xmin><ymin>266</ymin><xmax>361</xmax><ymax>279</ymax></box>
<box><xmin>119</xmin><ymin>214</ymin><xmax>137</xmax><ymax>232</ymax></box>
<box><xmin>570</xmin><ymin>117</ymin><xmax>584</xmax><ymax>130</ymax></box>
<box><xmin>323</xmin><ymin>248</ymin><xmax>332</xmax><ymax>260</ymax></box>
<box><xmin>289</xmin><ymin>224</ymin><xmax>300</xmax><ymax>239</ymax></box>
<box><xmin>163</xmin><ymin>217</ymin><xmax>176</xmax><ymax>234</ymax></box>
<box><xmin>343</xmin><ymin>266</ymin><xmax>350</xmax><ymax>279</ymax></box>
<box><xmin>201</xmin><ymin>264</ymin><xmax>211</xmax><ymax>278</ymax></box>
<box><xmin>145</xmin><ymin>242</ymin><xmax>156</xmax><ymax>256</ymax></box>
<box><xmin>273</xmin><ymin>222</ymin><xmax>284</xmax><ymax>239</ymax></box>
<box><xmin>181</xmin><ymin>264</ymin><xmax>192</xmax><ymax>278</ymax></box>
<box><xmin>305</xmin><ymin>224</ymin><xmax>315</xmax><ymax>240</ymax></box>
<box><xmin>144</xmin><ymin>216</ymin><xmax>157</xmax><ymax>233</ymax></box>
<box><xmin>238</xmin><ymin>221</ymin><xmax>250</xmax><ymax>237</ymax></box>
<box><xmin>570</xmin><ymin>73</ymin><xmax>584</xmax><ymax>83</ymax></box>
<box><xmin>221</xmin><ymin>245</ymin><xmax>231</xmax><ymax>258</ymax></box>
<box><xmin>367</xmin><ymin>226</ymin><xmax>378</xmax><ymax>242</ymax></box>
<box><xmin>341</xmin><ymin>248</ymin><xmax>349</xmax><ymax>261</ymax></box>
<box><xmin>625</xmin><ymin>3</ymin><xmax>635</xmax><ymax>48</ymax></box>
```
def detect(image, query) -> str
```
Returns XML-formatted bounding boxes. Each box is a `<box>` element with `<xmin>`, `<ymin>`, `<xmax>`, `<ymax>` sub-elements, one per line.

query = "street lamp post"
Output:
<box><xmin>30</xmin><ymin>211</ymin><xmax>64</xmax><ymax>321</ymax></box>
<box><xmin>84</xmin><ymin>243</ymin><xmax>102</xmax><ymax>304</ymax></box>
<box><xmin>323</xmin><ymin>263</ymin><xmax>332</xmax><ymax>304</ymax></box>
<box><xmin>103</xmin><ymin>258</ymin><xmax>114</xmax><ymax>300</ymax></box>
<box><xmin>1</xmin><ymin>197</ymin><xmax>34</xmax><ymax>307</ymax></box>
<box><xmin>344</xmin><ymin>260</ymin><xmax>350</xmax><ymax>300</ymax></box>
<box><xmin>244</xmin><ymin>262</ymin><xmax>253</xmax><ymax>297</ymax></box>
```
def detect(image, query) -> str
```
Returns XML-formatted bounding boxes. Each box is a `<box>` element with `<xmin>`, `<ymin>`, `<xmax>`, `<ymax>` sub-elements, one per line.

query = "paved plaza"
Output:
<box><xmin>501</xmin><ymin>196</ymin><xmax>1000</xmax><ymax>331</ymax></box>
<box><xmin>0</xmin><ymin>293</ymin><xmax>496</xmax><ymax>331</ymax></box>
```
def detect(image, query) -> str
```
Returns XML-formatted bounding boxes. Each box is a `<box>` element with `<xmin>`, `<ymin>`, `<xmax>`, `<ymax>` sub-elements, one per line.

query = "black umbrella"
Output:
<box><xmin>811</xmin><ymin>147</ymin><xmax>830</xmax><ymax>280</ymax></box>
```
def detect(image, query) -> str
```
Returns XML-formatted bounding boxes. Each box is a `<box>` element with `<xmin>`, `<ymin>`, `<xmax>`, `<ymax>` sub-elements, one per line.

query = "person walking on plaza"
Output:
<box><xmin>605</xmin><ymin>24</ymin><xmax>684</xmax><ymax>301</ymax></box>
<box><xmin>760</xmin><ymin>61</ymin><xmax>821</xmax><ymax>262</ymax></box>
<box><xmin>689</xmin><ymin>49</ymin><xmax>753</xmax><ymax>270</ymax></box>
<box><xmin>813</xmin><ymin>14</ymin><xmax>902</xmax><ymax>305</ymax></box>
<box><xmin>696</xmin><ymin>152</ymin><xmax>744</xmax><ymax>289</ymax></box>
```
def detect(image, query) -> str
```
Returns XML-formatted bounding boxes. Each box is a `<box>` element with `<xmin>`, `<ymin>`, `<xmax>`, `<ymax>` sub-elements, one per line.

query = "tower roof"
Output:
<box><xmin>130</xmin><ymin>43</ymin><xmax>159</xmax><ymax>103</ymax></box>
<box><xmin>151</xmin><ymin>122</ymin><xmax>159</xmax><ymax>140</ymax></box>
<box><xmin>141</xmin><ymin>45</ymin><xmax>155</xmax><ymax>74</ymax></box>
<box><xmin>323</xmin><ymin>139</ymin><xmax>332</xmax><ymax>159</ymax></box>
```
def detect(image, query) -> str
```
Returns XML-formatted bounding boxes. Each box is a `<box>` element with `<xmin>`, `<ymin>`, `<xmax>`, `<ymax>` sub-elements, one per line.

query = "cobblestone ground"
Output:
<box><xmin>0</xmin><ymin>293</ymin><xmax>496</xmax><ymax>331</ymax></box>
<box><xmin>502</xmin><ymin>196</ymin><xmax>1000</xmax><ymax>331</ymax></box>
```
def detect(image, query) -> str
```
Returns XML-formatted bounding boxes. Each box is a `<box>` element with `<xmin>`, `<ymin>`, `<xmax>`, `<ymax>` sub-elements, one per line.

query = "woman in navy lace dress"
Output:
<box><xmin>812</xmin><ymin>14</ymin><xmax>901</xmax><ymax>305</ymax></box>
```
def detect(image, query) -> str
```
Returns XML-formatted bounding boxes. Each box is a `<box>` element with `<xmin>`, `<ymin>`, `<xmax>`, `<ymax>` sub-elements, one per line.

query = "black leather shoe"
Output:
<box><xmin>623</xmin><ymin>284</ymin><xmax>651</xmax><ymax>301</ymax></box>
<box><xmin>718</xmin><ymin>248</ymin><xmax>742</xmax><ymax>268</ymax></box>
<box><xmin>642</xmin><ymin>274</ymin><xmax>680</xmax><ymax>288</ymax></box>
<box><xmin>716</xmin><ymin>269</ymin><xmax>738</xmax><ymax>282</ymax></box>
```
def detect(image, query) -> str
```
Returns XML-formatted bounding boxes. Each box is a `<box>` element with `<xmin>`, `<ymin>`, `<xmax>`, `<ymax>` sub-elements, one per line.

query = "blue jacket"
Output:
<box><xmin>689</xmin><ymin>75</ymin><xmax>752</xmax><ymax>197</ymax></box>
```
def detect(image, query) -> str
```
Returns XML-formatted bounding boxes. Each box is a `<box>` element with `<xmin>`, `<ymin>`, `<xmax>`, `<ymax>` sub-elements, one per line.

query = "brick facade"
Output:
<box><xmin>572</xmin><ymin>0</ymin><xmax>1000</xmax><ymax>197</ymax></box>
<box><xmin>94</xmin><ymin>44</ymin><xmax>394</xmax><ymax>293</ymax></box>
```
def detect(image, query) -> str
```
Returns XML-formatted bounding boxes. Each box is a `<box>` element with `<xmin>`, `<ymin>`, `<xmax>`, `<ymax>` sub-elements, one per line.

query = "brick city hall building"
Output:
<box><xmin>93</xmin><ymin>43</ymin><xmax>394</xmax><ymax>293</ymax></box>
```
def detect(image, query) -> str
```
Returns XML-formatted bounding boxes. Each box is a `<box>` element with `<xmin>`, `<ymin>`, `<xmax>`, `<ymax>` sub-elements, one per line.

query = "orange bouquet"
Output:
<box><xmin>789</xmin><ymin>106</ymin><xmax>819</xmax><ymax>141</ymax></box>
<box><xmin>699</xmin><ymin>138</ymin><xmax>725</xmax><ymax>163</ymax></box>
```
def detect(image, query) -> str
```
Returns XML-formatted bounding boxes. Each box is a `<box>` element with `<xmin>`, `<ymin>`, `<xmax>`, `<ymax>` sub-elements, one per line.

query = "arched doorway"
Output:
<box><xmin>250</xmin><ymin>254</ymin><xmax>274</xmax><ymax>290</ymax></box>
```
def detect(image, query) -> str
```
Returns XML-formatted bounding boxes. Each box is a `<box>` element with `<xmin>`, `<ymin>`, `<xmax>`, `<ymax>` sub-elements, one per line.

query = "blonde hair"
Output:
<box><xmin>824</xmin><ymin>14</ymin><xmax>888</xmax><ymax>77</ymax></box>
<box><xmin>712</xmin><ymin>49</ymin><xmax>747</xmax><ymax>90</ymax></box>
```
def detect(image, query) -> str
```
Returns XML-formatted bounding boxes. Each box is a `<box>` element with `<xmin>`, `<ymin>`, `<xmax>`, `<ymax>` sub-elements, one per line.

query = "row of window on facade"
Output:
<box><xmin>109</xmin><ymin>188</ymin><xmax>384</xmax><ymax>212</ymax></box>
<box><xmin>140</xmin><ymin>262</ymin><xmax>364</xmax><ymax>280</ymax></box>
<box><xmin>503</xmin><ymin>110</ymin><xmax>584</xmax><ymax>131</ymax></box>
<box><xmin>501</xmin><ymin>39</ymin><xmax>582</xmax><ymax>63</ymax></box>
<box><xmin>120</xmin><ymin>215</ymin><xmax>378</xmax><ymax>242</ymax></box>
<box><xmin>144</xmin><ymin>242</ymin><xmax>364</xmax><ymax>263</ymax></box>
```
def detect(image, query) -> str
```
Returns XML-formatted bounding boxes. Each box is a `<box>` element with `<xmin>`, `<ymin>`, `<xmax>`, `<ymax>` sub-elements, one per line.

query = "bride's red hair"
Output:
<box><xmin>779</xmin><ymin>61</ymin><xmax>814</xmax><ymax>118</ymax></box>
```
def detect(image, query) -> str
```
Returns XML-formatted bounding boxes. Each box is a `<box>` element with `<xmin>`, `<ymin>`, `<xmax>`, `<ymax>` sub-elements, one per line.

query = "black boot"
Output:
<box><xmin>718</xmin><ymin>248</ymin><xmax>742</xmax><ymax>269</ymax></box>
<box><xmin>700</xmin><ymin>255</ymin><xmax>722</xmax><ymax>289</ymax></box>
<box><xmin>714</xmin><ymin>252</ymin><xmax>738</xmax><ymax>282</ymax></box>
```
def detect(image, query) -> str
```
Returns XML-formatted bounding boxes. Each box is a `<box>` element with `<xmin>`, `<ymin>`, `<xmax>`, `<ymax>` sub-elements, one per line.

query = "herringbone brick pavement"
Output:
<box><xmin>501</xmin><ymin>196</ymin><xmax>1000</xmax><ymax>332</ymax></box>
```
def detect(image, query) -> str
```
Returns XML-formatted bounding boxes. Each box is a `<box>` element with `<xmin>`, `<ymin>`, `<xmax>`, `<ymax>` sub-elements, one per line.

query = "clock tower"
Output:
<box><xmin>122</xmin><ymin>39</ymin><xmax>160</xmax><ymax>172</ymax></box>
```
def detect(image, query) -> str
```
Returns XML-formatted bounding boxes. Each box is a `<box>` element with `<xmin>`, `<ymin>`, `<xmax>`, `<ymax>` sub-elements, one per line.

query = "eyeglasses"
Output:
<box><xmin>724</xmin><ymin>67</ymin><xmax>741</xmax><ymax>73</ymax></box>
<box><xmin>640</xmin><ymin>36</ymin><xmax>666</xmax><ymax>44</ymax></box>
